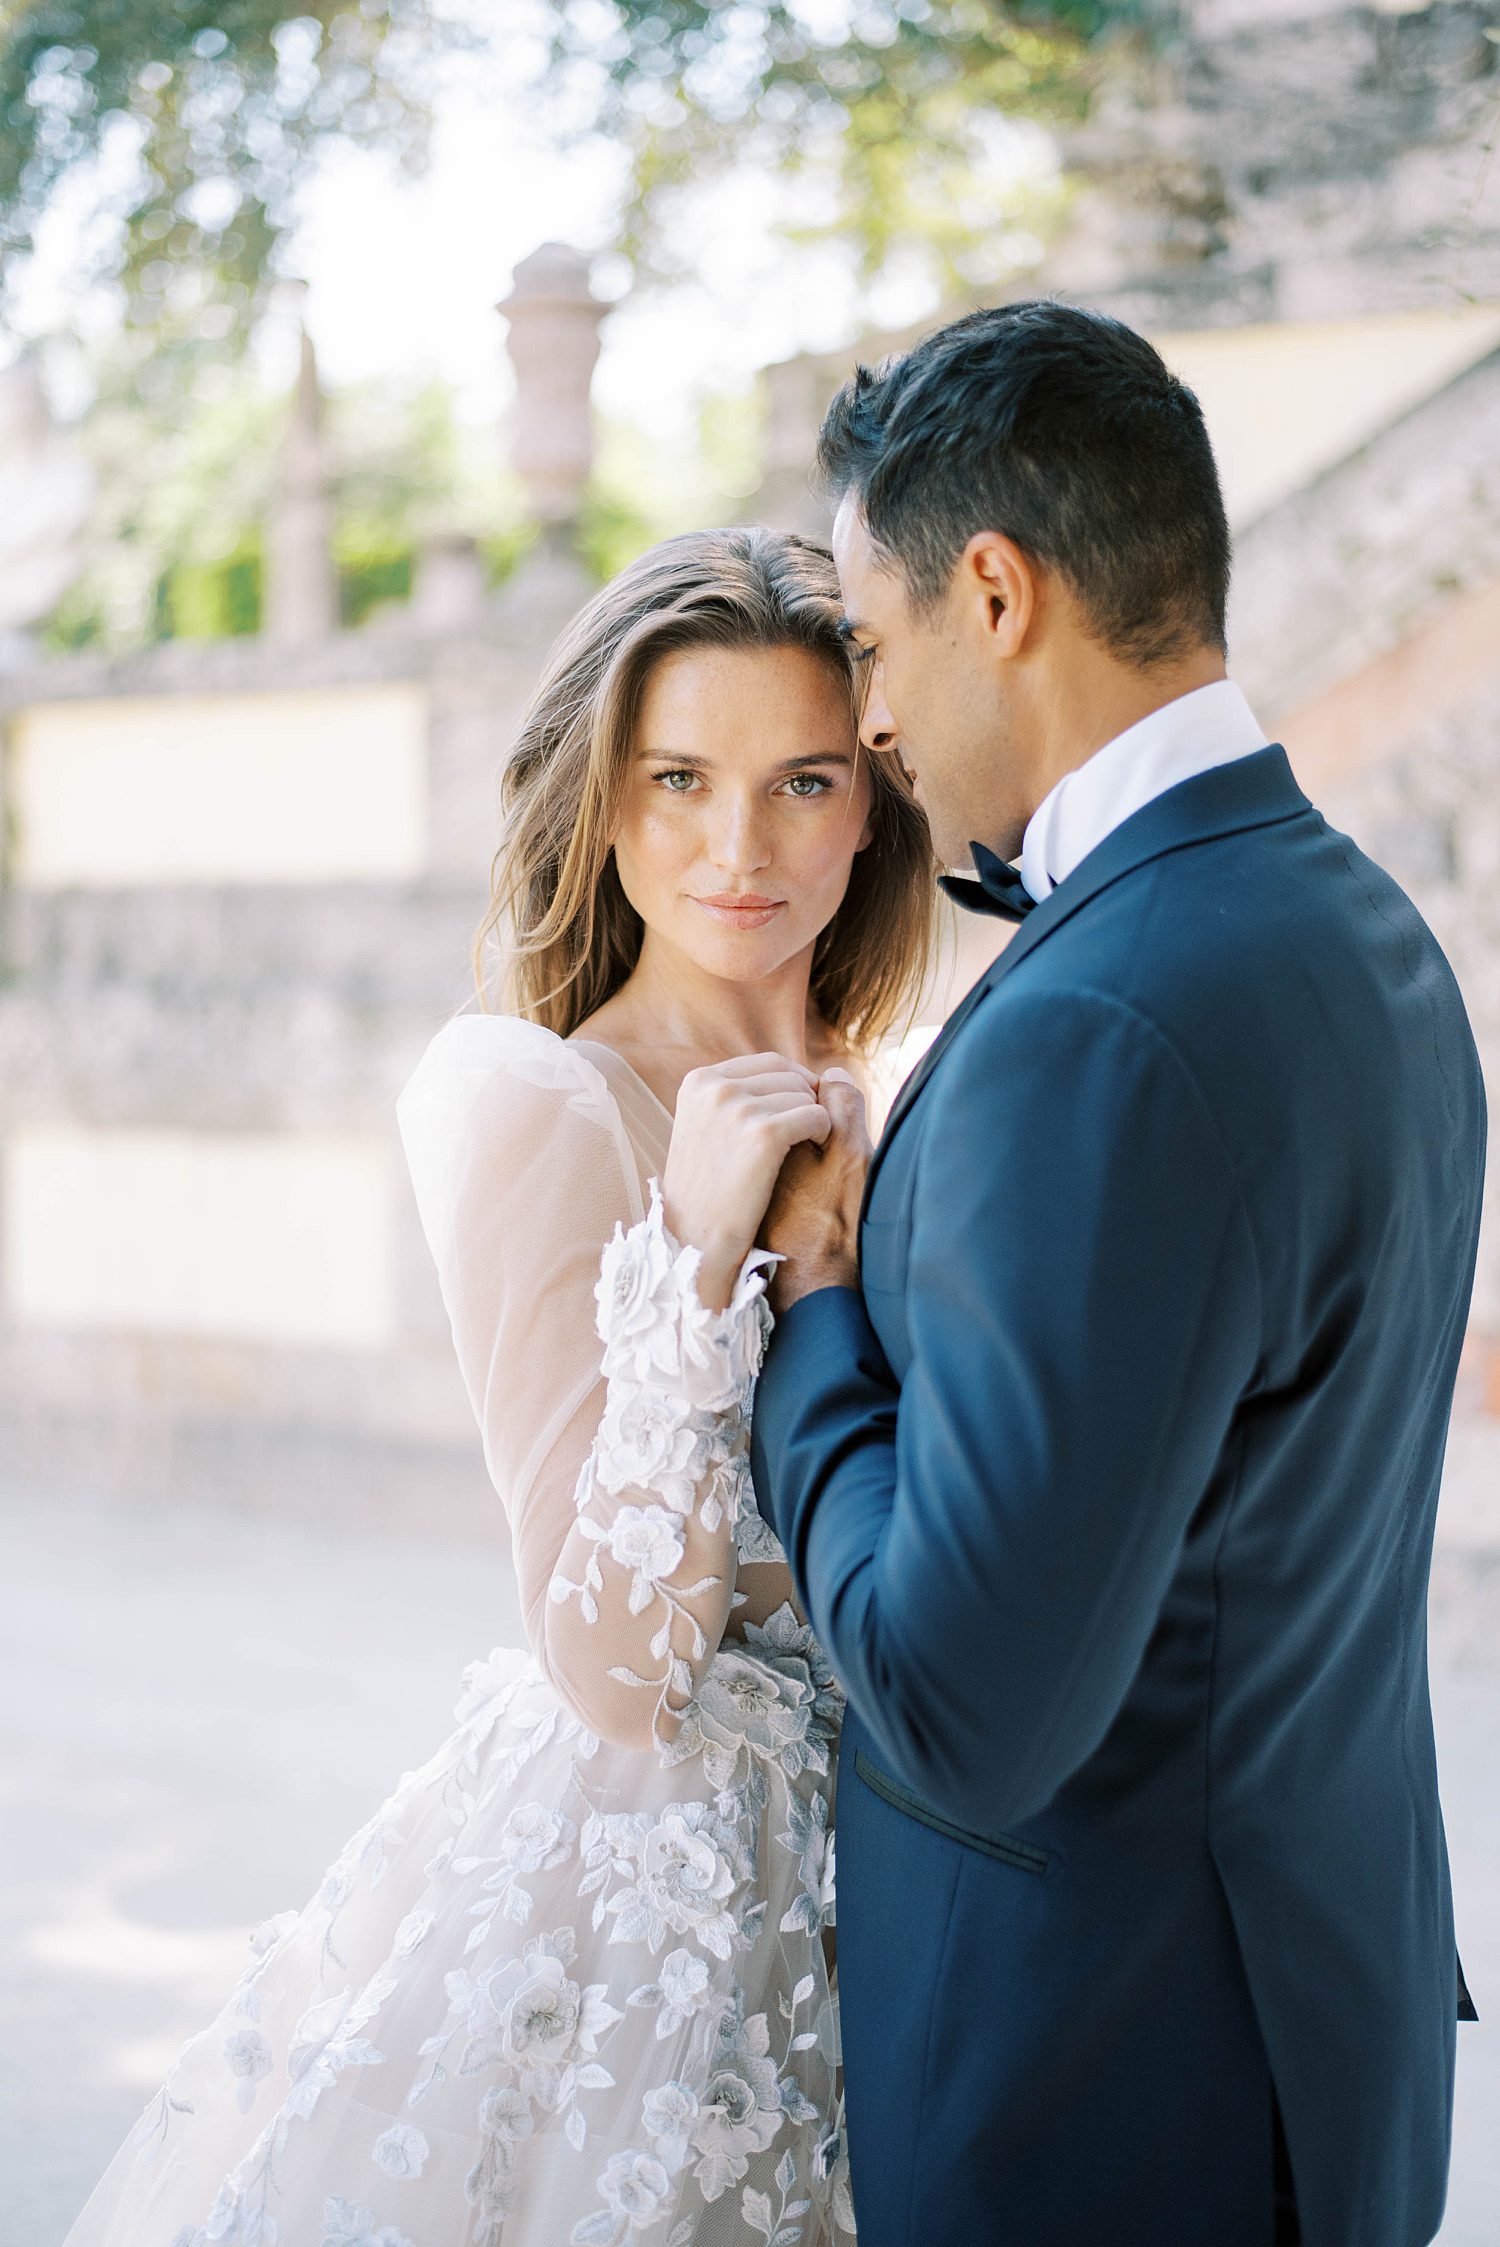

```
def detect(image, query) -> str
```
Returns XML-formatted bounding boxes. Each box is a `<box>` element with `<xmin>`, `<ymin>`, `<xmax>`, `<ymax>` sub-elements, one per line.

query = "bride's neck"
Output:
<box><xmin>592</xmin><ymin>932</ymin><xmax>835</xmax><ymax>1072</ymax></box>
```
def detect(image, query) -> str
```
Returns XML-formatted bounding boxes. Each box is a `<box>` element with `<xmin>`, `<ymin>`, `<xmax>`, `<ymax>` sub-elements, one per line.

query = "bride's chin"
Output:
<box><xmin>678</xmin><ymin>928</ymin><xmax>802</xmax><ymax>983</ymax></box>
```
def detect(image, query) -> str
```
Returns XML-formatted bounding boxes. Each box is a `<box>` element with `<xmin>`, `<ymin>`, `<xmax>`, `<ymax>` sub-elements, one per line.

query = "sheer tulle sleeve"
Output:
<box><xmin>395</xmin><ymin>1014</ymin><xmax>776</xmax><ymax>1757</ymax></box>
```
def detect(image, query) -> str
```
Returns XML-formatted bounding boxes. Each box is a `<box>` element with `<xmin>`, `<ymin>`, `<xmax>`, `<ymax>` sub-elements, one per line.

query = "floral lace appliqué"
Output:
<box><xmin>549</xmin><ymin>1182</ymin><xmax>783</xmax><ymax>1749</ymax></box>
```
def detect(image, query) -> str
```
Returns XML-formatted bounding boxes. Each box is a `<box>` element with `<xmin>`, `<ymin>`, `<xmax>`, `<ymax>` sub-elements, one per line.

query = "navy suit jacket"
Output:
<box><xmin>751</xmin><ymin>748</ymin><xmax>1485</xmax><ymax>2247</ymax></box>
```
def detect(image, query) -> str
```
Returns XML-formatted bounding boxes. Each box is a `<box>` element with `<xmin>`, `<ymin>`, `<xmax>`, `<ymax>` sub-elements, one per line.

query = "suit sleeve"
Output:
<box><xmin>750</xmin><ymin>986</ymin><xmax>1261</xmax><ymax>1832</ymax></box>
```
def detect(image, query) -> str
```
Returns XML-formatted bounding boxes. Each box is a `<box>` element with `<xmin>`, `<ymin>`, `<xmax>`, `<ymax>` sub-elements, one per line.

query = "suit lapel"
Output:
<box><xmin>862</xmin><ymin>746</ymin><xmax>1311</xmax><ymax>1217</ymax></box>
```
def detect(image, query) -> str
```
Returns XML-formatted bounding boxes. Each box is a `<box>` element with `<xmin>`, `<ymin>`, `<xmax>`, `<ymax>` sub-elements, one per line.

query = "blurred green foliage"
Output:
<box><xmin>157</xmin><ymin>533</ymin><xmax>264</xmax><ymax>638</ymax></box>
<box><xmin>552</xmin><ymin>0</ymin><xmax>1153</xmax><ymax>295</ymax></box>
<box><xmin>41</xmin><ymin>345</ymin><xmax>521</xmax><ymax>650</ymax></box>
<box><xmin>0</xmin><ymin>1</ymin><xmax>474</xmax><ymax>349</ymax></box>
<box><xmin>2</xmin><ymin>1</ymin><xmax>1151</xmax><ymax>353</ymax></box>
<box><xmin>10</xmin><ymin>0</ymin><xmax>1156</xmax><ymax>648</ymax></box>
<box><xmin>40</xmin><ymin>344</ymin><xmax>763</xmax><ymax>649</ymax></box>
<box><xmin>336</xmin><ymin>536</ymin><xmax>411</xmax><ymax>629</ymax></box>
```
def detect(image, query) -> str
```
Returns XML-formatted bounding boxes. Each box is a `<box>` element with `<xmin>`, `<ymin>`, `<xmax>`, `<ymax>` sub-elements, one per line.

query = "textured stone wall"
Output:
<box><xmin>1229</xmin><ymin>346</ymin><xmax>1500</xmax><ymax>716</ymax></box>
<box><xmin>0</xmin><ymin>607</ymin><xmax>576</xmax><ymax>1534</ymax></box>
<box><xmin>1227</xmin><ymin>340</ymin><xmax>1500</xmax><ymax>1370</ymax></box>
<box><xmin>1295</xmin><ymin>668</ymin><xmax>1500</xmax><ymax>1365</ymax></box>
<box><xmin>1060</xmin><ymin>0</ymin><xmax>1500</xmax><ymax>329</ymax></box>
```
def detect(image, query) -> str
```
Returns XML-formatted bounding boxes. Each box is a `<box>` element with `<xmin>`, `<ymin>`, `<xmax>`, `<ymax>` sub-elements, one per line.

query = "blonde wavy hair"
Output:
<box><xmin>472</xmin><ymin>526</ymin><xmax>935</xmax><ymax>1051</ymax></box>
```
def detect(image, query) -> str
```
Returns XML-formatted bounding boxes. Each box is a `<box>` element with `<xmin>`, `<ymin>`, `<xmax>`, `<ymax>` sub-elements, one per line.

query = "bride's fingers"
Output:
<box><xmin>701</xmin><ymin>1051</ymin><xmax>818</xmax><ymax>1085</ymax></box>
<box><xmin>734</xmin><ymin>1073</ymin><xmax>829</xmax><ymax>1105</ymax></box>
<box><xmin>740</xmin><ymin>1091</ymin><xmax>834</xmax><ymax>1137</ymax></box>
<box><xmin>766</xmin><ymin>1098</ymin><xmax>833</xmax><ymax>1148</ymax></box>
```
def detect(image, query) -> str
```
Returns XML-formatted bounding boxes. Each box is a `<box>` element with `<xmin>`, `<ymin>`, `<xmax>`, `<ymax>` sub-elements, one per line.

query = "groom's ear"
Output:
<box><xmin>961</xmin><ymin>532</ymin><xmax>1036</xmax><ymax>659</ymax></box>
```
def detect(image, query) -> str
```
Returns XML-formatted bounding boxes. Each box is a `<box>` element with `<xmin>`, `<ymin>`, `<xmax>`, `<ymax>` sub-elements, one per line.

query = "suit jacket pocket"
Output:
<box><xmin>854</xmin><ymin>1750</ymin><xmax>1050</xmax><ymax>1874</ymax></box>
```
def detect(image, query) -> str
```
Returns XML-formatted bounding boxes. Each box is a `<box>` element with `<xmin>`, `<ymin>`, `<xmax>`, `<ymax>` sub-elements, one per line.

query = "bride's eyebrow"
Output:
<box><xmin>635</xmin><ymin>750</ymin><xmax>855</xmax><ymax>771</ymax></box>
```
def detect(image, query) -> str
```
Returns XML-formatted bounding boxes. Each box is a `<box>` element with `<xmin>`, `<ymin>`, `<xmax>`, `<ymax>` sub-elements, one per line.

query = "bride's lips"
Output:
<box><xmin>693</xmin><ymin>893</ymin><xmax>786</xmax><ymax>929</ymax></box>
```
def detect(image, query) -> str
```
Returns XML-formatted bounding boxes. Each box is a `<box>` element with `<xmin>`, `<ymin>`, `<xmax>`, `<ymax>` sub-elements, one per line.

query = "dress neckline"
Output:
<box><xmin>566</xmin><ymin>1036</ymin><xmax>676</xmax><ymax>1128</ymax></box>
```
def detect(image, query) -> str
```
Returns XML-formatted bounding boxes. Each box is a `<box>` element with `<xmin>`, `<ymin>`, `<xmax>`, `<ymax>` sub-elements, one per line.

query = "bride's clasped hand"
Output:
<box><xmin>660</xmin><ymin>1053</ymin><xmax>832</xmax><ymax>1313</ymax></box>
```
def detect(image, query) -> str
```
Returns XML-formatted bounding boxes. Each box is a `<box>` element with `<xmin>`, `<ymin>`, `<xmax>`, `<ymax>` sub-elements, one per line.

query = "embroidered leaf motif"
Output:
<box><xmin>743</xmin><ymin>2185</ymin><xmax>774</xmax><ymax>2236</ymax></box>
<box><xmin>570</xmin><ymin>2212</ymin><xmax>617</xmax><ymax>2245</ymax></box>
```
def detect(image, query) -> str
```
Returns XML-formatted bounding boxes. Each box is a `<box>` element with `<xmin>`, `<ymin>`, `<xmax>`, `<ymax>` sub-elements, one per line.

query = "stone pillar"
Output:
<box><xmin>411</xmin><ymin>532</ymin><xmax>490</xmax><ymax>635</ymax></box>
<box><xmin>263</xmin><ymin>302</ymin><xmax>339</xmax><ymax>646</ymax></box>
<box><xmin>497</xmin><ymin>243</ymin><xmax>609</xmax><ymax>540</ymax></box>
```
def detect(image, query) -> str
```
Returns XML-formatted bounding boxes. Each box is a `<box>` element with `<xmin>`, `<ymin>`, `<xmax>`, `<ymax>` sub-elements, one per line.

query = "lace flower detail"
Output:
<box><xmin>551</xmin><ymin>1182</ymin><xmax>783</xmax><ymax>1751</ymax></box>
<box><xmin>595</xmin><ymin>1391</ymin><xmax>716</xmax><ymax>1513</ymax></box>
<box><xmin>595</xmin><ymin>1181</ymin><xmax>776</xmax><ymax>1410</ymax></box>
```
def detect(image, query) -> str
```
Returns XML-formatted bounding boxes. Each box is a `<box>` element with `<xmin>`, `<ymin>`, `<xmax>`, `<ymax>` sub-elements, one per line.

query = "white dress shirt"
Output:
<box><xmin>1018</xmin><ymin>678</ymin><xmax>1270</xmax><ymax>904</ymax></box>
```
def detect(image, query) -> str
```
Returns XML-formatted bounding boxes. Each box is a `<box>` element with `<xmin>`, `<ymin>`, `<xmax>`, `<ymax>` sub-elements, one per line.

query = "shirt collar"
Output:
<box><xmin>1018</xmin><ymin>678</ymin><xmax>1270</xmax><ymax>904</ymax></box>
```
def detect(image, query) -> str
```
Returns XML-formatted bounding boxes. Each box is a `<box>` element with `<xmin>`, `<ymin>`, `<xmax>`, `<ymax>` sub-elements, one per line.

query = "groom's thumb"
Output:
<box><xmin>819</xmin><ymin>1067</ymin><xmax>865</xmax><ymax>1132</ymax></box>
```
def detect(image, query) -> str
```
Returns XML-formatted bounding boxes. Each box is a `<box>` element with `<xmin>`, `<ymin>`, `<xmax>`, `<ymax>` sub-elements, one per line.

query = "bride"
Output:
<box><xmin>62</xmin><ymin>526</ymin><xmax>933</xmax><ymax>2247</ymax></box>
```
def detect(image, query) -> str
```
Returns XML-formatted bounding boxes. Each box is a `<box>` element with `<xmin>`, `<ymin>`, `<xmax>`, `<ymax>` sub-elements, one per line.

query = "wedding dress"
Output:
<box><xmin>61</xmin><ymin>1013</ymin><xmax>858</xmax><ymax>2247</ymax></box>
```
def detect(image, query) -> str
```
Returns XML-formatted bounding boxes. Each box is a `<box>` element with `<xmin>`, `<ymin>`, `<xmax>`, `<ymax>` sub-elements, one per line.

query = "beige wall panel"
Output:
<box><xmin>1159</xmin><ymin>306</ymin><xmax>1500</xmax><ymax>529</ymax></box>
<box><xmin>11</xmin><ymin>684</ymin><xmax>428</xmax><ymax>886</ymax></box>
<box><xmin>4</xmin><ymin>1128</ymin><xmax>397</xmax><ymax>1348</ymax></box>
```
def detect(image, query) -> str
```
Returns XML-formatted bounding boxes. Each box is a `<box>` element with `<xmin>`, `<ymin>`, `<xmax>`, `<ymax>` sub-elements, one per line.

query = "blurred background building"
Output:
<box><xmin>2</xmin><ymin>0</ymin><xmax>1498</xmax><ymax>1528</ymax></box>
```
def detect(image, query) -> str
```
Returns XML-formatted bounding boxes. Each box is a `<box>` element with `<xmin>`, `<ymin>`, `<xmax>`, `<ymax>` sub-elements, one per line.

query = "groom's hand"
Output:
<box><xmin>761</xmin><ymin>1069</ymin><xmax>872</xmax><ymax>1314</ymax></box>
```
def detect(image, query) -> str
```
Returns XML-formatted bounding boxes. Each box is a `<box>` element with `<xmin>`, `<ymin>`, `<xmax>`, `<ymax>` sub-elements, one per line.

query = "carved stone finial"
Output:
<box><xmin>498</xmin><ymin>243</ymin><xmax>609</xmax><ymax>532</ymax></box>
<box><xmin>263</xmin><ymin>293</ymin><xmax>339</xmax><ymax>645</ymax></box>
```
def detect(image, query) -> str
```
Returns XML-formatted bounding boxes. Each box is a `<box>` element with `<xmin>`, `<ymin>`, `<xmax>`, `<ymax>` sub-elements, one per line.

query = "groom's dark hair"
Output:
<box><xmin>817</xmin><ymin>299</ymin><xmax>1231</xmax><ymax>667</ymax></box>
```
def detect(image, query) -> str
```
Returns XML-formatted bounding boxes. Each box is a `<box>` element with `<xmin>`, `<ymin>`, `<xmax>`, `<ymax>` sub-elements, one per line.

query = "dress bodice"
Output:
<box><xmin>395</xmin><ymin>1011</ymin><xmax>806</xmax><ymax>1756</ymax></box>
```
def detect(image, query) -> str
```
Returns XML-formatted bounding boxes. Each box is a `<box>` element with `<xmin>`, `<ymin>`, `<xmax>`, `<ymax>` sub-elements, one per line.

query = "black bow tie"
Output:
<box><xmin>937</xmin><ymin>840</ymin><xmax>1038</xmax><ymax>922</ymax></box>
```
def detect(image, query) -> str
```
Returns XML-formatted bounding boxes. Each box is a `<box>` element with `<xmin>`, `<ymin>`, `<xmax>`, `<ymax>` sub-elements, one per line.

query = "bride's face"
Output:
<box><xmin>611</xmin><ymin>642</ymin><xmax>875</xmax><ymax>987</ymax></box>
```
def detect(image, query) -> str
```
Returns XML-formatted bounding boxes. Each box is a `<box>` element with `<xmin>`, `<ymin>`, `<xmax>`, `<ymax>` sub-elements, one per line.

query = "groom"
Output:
<box><xmin>749</xmin><ymin>301</ymin><xmax>1485</xmax><ymax>2247</ymax></box>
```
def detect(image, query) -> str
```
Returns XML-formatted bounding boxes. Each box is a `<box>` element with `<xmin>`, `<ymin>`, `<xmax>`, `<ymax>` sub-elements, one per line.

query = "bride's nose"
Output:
<box><xmin>709</xmin><ymin>790</ymin><xmax>772</xmax><ymax>872</ymax></box>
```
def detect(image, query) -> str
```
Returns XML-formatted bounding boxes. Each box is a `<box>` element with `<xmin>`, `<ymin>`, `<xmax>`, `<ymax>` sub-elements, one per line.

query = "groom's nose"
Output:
<box><xmin>858</xmin><ymin>663</ymin><xmax>900</xmax><ymax>757</ymax></box>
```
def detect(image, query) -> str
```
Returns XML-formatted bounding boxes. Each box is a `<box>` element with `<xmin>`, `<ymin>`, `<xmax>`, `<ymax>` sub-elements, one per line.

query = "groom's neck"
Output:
<box><xmin>1025</xmin><ymin>640</ymin><xmax>1228</xmax><ymax>814</ymax></box>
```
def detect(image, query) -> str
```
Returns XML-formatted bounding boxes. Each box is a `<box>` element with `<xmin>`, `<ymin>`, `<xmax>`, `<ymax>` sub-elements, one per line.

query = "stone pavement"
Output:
<box><xmin>3</xmin><ymin>1424</ymin><xmax>1496</xmax><ymax>2247</ymax></box>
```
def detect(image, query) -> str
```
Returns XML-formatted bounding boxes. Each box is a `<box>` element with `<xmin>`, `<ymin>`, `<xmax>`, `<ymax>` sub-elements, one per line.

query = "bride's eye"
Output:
<box><xmin>651</xmin><ymin>768</ymin><xmax>701</xmax><ymax>793</ymax></box>
<box><xmin>780</xmin><ymin>771</ymin><xmax>833</xmax><ymax>799</ymax></box>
